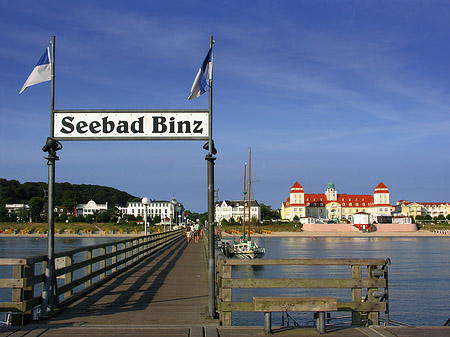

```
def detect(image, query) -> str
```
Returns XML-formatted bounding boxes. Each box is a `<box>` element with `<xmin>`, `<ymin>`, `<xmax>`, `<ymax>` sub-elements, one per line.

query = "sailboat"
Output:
<box><xmin>232</xmin><ymin>148</ymin><xmax>265</xmax><ymax>259</ymax></box>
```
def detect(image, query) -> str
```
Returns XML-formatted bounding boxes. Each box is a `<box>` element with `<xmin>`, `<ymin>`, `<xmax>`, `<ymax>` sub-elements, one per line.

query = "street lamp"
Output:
<box><xmin>142</xmin><ymin>197</ymin><xmax>150</xmax><ymax>236</ymax></box>
<box><xmin>170</xmin><ymin>198</ymin><xmax>177</xmax><ymax>231</ymax></box>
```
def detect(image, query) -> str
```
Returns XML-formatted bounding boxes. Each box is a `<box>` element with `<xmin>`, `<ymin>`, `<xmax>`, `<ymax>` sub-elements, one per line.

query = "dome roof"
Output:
<box><xmin>327</xmin><ymin>181</ymin><xmax>335</xmax><ymax>189</ymax></box>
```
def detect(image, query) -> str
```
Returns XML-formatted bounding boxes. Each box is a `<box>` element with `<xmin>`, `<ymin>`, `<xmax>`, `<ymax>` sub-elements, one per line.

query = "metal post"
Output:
<box><xmin>207</xmin><ymin>35</ymin><xmax>216</xmax><ymax>318</ymax></box>
<box><xmin>264</xmin><ymin>312</ymin><xmax>272</xmax><ymax>334</ymax></box>
<box><xmin>50</xmin><ymin>36</ymin><xmax>55</xmax><ymax>136</ymax></box>
<box><xmin>144</xmin><ymin>204</ymin><xmax>147</xmax><ymax>236</ymax></box>
<box><xmin>207</xmin><ymin>154</ymin><xmax>216</xmax><ymax>317</ymax></box>
<box><xmin>41</xmin><ymin>35</ymin><xmax>59</xmax><ymax>316</ymax></box>
<box><xmin>41</xmin><ymin>152</ymin><xmax>59</xmax><ymax>315</ymax></box>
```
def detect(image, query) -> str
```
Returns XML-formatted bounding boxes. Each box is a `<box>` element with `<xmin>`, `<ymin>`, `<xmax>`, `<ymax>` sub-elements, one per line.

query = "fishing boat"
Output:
<box><xmin>231</xmin><ymin>148</ymin><xmax>265</xmax><ymax>259</ymax></box>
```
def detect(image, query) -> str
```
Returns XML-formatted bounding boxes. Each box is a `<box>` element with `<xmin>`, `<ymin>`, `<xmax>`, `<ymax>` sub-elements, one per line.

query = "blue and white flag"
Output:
<box><xmin>187</xmin><ymin>47</ymin><xmax>213</xmax><ymax>100</ymax></box>
<box><xmin>19</xmin><ymin>47</ymin><xmax>52</xmax><ymax>95</ymax></box>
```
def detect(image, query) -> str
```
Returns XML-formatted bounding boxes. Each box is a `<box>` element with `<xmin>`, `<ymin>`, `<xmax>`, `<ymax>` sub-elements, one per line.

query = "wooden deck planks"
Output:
<box><xmin>43</xmin><ymin>236</ymin><xmax>211</xmax><ymax>326</ymax></box>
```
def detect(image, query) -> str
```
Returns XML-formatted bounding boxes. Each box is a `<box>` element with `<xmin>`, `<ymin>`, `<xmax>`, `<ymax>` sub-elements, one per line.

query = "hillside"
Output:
<box><xmin>0</xmin><ymin>178</ymin><xmax>139</xmax><ymax>207</ymax></box>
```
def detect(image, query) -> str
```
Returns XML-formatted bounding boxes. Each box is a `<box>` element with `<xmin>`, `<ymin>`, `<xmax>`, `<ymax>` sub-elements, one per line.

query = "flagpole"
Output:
<box><xmin>50</xmin><ymin>36</ymin><xmax>55</xmax><ymax>137</ymax></box>
<box><xmin>42</xmin><ymin>35</ymin><xmax>59</xmax><ymax>316</ymax></box>
<box><xmin>206</xmin><ymin>35</ymin><xmax>216</xmax><ymax>318</ymax></box>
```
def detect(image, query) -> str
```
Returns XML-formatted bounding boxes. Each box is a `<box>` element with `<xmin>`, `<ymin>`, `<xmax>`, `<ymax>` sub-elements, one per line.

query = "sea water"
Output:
<box><xmin>1</xmin><ymin>236</ymin><xmax>450</xmax><ymax>326</ymax></box>
<box><xmin>225</xmin><ymin>236</ymin><xmax>450</xmax><ymax>326</ymax></box>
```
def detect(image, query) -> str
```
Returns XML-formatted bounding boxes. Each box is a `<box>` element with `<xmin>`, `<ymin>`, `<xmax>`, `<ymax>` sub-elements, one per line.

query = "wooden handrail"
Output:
<box><xmin>0</xmin><ymin>229</ymin><xmax>183</xmax><ymax>326</ymax></box>
<box><xmin>217</xmin><ymin>256</ymin><xmax>390</xmax><ymax>327</ymax></box>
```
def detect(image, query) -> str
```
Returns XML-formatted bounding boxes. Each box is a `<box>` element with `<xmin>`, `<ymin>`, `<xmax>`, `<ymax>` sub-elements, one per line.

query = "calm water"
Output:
<box><xmin>225</xmin><ymin>236</ymin><xmax>450</xmax><ymax>326</ymax></box>
<box><xmin>1</xmin><ymin>236</ymin><xmax>450</xmax><ymax>326</ymax></box>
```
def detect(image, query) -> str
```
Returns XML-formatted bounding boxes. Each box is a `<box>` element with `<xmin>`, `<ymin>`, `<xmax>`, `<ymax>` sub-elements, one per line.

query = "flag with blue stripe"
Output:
<box><xmin>19</xmin><ymin>47</ymin><xmax>51</xmax><ymax>95</ymax></box>
<box><xmin>187</xmin><ymin>47</ymin><xmax>213</xmax><ymax>100</ymax></box>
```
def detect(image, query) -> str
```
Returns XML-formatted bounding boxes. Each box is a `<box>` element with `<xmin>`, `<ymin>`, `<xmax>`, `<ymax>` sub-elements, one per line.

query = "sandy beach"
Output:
<box><xmin>221</xmin><ymin>230</ymin><xmax>449</xmax><ymax>238</ymax></box>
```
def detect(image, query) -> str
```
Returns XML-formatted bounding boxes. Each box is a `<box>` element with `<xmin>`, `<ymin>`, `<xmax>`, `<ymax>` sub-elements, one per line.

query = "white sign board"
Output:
<box><xmin>53</xmin><ymin>110</ymin><xmax>209</xmax><ymax>140</ymax></box>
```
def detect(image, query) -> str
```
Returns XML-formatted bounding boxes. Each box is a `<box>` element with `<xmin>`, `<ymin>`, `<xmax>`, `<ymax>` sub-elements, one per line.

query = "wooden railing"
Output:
<box><xmin>0</xmin><ymin>229</ymin><xmax>183</xmax><ymax>326</ymax></box>
<box><xmin>216</xmin><ymin>256</ymin><xmax>390</xmax><ymax>327</ymax></box>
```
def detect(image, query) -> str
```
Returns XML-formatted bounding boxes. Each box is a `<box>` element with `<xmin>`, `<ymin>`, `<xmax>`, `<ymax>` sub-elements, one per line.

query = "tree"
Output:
<box><xmin>260</xmin><ymin>203</ymin><xmax>281</xmax><ymax>220</ymax></box>
<box><xmin>29</xmin><ymin>196</ymin><xmax>45</xmax><ymax>222</ymax></box>
<box><xmin>0</xmin><ymin>206</ymin><xmax>9</xmax><ymax>222</ymax></box>
<box><xmin>61</xmin><ymin>191</ymin><xmax>79</xmax><ymax>214</ymax></box>
<box><xmin>15</xmin><ymin>207</ymin><xmax>30</xmax><ymax>222</ymax></box>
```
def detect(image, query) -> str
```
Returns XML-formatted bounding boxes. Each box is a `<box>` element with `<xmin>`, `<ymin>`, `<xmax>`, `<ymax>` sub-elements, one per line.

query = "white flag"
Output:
<box><xmin>19</xmin><ymin>47</ymin><xmax>51</xmax><ymax>95</ymax></box>
<box><xmin>187</xmin><ymin>47</ymin><xmax>213</xmax><ymax>100</ymax></box>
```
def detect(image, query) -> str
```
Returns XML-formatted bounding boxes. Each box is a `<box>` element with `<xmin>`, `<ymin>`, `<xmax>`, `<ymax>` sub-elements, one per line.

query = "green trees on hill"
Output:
<box><xmin>0</xmin><ymin>178</ymin><xmax>140</xmax><ymax>222</ymax></box>
<box><xmin>0</xmin><ymin>178</ymin><xmax>138</xmax><ymax>206</ymax></box>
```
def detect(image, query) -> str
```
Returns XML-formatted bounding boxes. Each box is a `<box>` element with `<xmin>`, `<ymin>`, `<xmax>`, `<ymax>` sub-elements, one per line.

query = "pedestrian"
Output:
<box><xmin>194</xmin><ymin>222</ymin><xmax>200</xmax><ymax>243</ymax></box>
<box><xmin>190</xmin><ymin>224</ymin><xmax>195</xmax><ymax>240</ymax></box>
<box><xmin>185</xmin><ymin>224</ymin><xmax>191</xmax><ymax>243</ymax></box>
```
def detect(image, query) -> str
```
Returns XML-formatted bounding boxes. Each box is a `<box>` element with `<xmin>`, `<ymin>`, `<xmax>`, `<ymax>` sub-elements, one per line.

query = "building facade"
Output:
<box><xmin>75</xmin><ymin>200</ymin><xmax>108</xmax><ymax>216</ymax></box>
<box><xmin>215</xmin><ymin>200</ymin><xmax>261</xmax><ymax>223</ymax></box>
<box><xmin>281</xmin><ymin>181</ymin><xmax>391</xmax><ymax>221</ymax></box>
<box><xmin>119</xmin><ymin>199</ymin><xmax>185</xmax><ymax>224</ymax></box>
<box><xmin>394</xmin><ymin>200</ymin><xmax>450</xmax><ymax>218</ymax></box>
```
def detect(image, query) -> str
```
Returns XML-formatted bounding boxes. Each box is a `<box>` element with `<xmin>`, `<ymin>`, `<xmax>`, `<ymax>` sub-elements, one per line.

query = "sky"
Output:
<box><xmin>1</xmin><ymin>0</ymin><xmax>450</xmax><ymax>212</ymax></box>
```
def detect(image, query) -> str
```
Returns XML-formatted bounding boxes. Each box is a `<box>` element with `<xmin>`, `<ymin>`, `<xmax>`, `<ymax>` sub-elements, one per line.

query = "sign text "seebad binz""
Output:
<box><xmin>53</xmin><ymin>110</ymin><xmax>209</xmax><ymax>140</ymax></box>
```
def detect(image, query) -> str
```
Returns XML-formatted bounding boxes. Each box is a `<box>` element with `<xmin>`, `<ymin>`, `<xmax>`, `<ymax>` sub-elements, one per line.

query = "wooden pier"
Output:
<box><xmin>1</xmin><ymin>235</ymin><xmax>450</xmax><ymax>336</ymax></box>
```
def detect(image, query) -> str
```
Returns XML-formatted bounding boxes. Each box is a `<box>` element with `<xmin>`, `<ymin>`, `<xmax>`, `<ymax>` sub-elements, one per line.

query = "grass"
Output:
<box><xmin>0</xmin><ymin>222</ymin><xmax>151</xmax><ymax>234</ymax></box>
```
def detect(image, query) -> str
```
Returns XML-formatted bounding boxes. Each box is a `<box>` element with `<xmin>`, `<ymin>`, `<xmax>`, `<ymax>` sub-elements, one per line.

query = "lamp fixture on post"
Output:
<box><xmin>142</xmin><ymin>197</ymin><xmax>150</xmax><ymax>236</ymax></box>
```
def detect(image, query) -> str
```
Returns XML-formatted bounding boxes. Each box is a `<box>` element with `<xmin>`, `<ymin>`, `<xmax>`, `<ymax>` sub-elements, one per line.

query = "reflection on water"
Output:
<box><xmin>223</xmin><ymin>236</ymin><xmax>450</xmax><ymax>326</ymax></box>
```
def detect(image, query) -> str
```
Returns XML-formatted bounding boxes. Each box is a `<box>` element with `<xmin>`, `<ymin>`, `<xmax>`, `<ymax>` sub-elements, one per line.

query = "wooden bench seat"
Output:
<box><xmin>253</xmin><ymin>296</ymin><xmax>338</xmax><ymax>334</ymax></box>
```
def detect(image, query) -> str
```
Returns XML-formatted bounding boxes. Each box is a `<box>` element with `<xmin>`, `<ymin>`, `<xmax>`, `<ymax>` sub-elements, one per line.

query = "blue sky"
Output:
<box><xmin>1</xmin><ymin>1</ymin><xmax>449</xmax><ymax>212</ymax></box>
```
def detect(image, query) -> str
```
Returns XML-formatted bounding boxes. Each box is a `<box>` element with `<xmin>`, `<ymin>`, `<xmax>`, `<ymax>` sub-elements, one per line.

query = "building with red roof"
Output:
<box><xmin>281</xmin><ymin>181</ymin><xmax>391</xmax><ymax>221</ymax></box>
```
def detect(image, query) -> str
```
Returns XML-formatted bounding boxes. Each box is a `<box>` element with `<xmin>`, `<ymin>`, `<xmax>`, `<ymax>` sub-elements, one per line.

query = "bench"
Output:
<box><xmin>253</xmin><ymin>296</ymin><xmax>338</xmax><ymax>334</ymax></box>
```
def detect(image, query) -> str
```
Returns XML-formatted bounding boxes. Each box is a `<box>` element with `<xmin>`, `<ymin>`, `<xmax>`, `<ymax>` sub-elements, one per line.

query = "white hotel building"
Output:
<box><xmin>119</xmin><ymin>199</ymin><xmax>185</xmax><ymax>224</ymax></box>
<box><xmin>215</xmin><ymin>200</ymin><xmax>261</xmax><ymax>223</ymax></box>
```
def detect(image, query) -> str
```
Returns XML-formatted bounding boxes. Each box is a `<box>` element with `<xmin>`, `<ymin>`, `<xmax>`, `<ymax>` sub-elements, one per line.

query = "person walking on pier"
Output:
<box><xmin>194</xmin><ymin>222</ymin><xmax>200</xmax><ymax>243</ymax></box>
<box><xmin>185</xmin><ymin>225</ymin><xmax>192</xmax><ymax>243</ymax></box>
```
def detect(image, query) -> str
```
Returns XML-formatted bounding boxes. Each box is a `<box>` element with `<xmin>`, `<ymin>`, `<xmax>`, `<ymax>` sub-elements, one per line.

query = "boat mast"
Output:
<box><xmin>243</xmin><ymin>162</ymin><xmax>247</xmax><ymax>238</ymax></box>
<box><xmin>248</xmin><ymin>148</ymin><xmax>252</xmax><ymax>239</ymax></box>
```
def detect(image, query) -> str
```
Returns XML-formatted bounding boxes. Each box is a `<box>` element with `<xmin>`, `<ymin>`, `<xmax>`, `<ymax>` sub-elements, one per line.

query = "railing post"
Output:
<box><xmin>367</xmin><ymin>265</ymin><xmax>379</xmax><ymax>325</ymax></box>
<box><xmin>85</xmin><ymin>249</ymin><xmax>92</xmax><ymax>288</ymax></box>
<box><xmin>11</xmin><ymin>263</ymin><xmax>33</xmax><ymax>326</ymax></box>
<box><xmin>100</xmin><ymin>247</ymin><xmax>106</xmax><ymax>280</ymax></box>
<box><xmin>121</xmin><ymin>243</ymin><xmax>126</xmax><ymax>268</ymax></box>
<box><xmin>351</xmin><ymin>265</ymin><xmax>363</xmax><ymax>326</ymax></box>
<box><xmin>384</xmin><ymin>260</ymin><xmax>390</xmax><ymax>325</ymax></box>
<box><xmin>112</xmin><ymin>244</ymin><xmax>117</xmax><ymax>273</ymax></box>
<box><xmin>220</xmin><ymin>261</ymin><xmax>232</xmax><ymax>326</ymax></box>
<box><xmin>64</xmin><ymin>255</ymin><xmax>73</xmax><ymax>299</ymax></box>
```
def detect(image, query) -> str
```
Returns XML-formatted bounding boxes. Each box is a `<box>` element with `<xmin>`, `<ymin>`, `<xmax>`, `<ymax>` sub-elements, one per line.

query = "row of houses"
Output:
<box><xmin>5</xmin><ymin>198</ymin><xmax>185</xmax><ymax>224</ymax></box>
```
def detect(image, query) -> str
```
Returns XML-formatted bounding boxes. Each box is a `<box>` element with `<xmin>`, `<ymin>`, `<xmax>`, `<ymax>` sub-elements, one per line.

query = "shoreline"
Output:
<box><xmin>1</xmin><ymin>230</ymin><xmax>448</xmax><ymax>238</ymax></box>
<box><xmin>221</xmin><ymin>230</ymin><xmax>449</xmax><ymax>238</ymax></box>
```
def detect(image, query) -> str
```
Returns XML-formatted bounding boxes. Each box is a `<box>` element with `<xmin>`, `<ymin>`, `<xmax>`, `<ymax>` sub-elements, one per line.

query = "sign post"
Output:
<box><xmin>36</xmin><ymin>35</ymin><xmax>217</xmax><ymax>318</ymax></box>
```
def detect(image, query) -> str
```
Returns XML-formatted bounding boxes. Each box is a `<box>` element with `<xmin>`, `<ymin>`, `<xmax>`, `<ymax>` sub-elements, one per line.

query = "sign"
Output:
<box><xmin>53</xmin><ymin>109</ymin><xmax>209</xmax><ymax>140</ymax></box>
